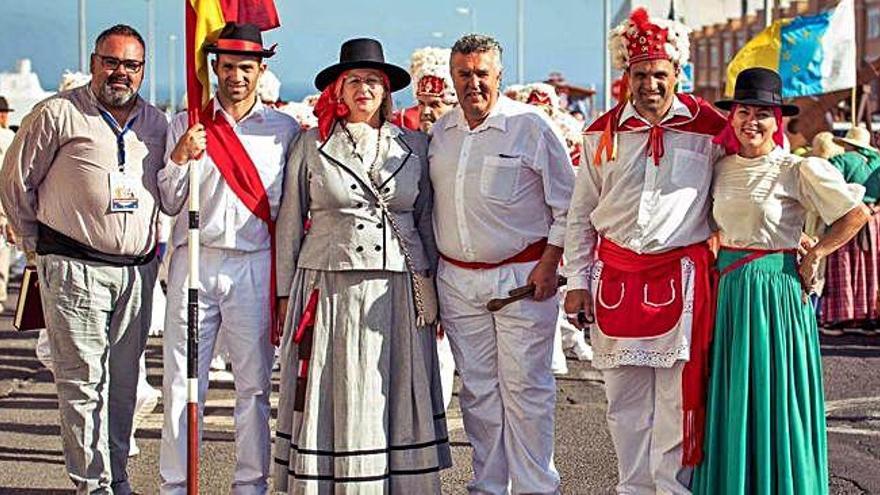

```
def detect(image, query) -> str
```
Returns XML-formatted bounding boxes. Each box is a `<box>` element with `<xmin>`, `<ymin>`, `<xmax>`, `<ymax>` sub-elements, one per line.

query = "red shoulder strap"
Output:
<box><xmin>201</xmin><ymin>102</ymin><xmax>280</xmax><ymax>345</ymax></box>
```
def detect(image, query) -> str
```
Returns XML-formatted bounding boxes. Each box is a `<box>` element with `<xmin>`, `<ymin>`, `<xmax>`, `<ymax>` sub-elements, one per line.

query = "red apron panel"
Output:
<box><xmin>594</xmin><ymin>259</ymin><xmax>684</xmax><ymax>338</ymax></box>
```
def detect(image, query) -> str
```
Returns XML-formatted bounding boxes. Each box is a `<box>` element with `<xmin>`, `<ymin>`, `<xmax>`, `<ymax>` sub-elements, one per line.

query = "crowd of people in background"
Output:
<box><xmin>0</xmin><ymin>6</ymin><xmax>878</xmax><ymax>495</ymax></box>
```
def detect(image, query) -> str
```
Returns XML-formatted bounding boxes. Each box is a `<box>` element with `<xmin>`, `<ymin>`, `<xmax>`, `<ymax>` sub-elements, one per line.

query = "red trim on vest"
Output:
<box><xmin>440</xmin><ymin>238</ymin><xmax>548</xmax><ymax>270</ymax></box>
<box><xmin>598</xmin><ymin>239</ymin><xmax>717</xmax><ymax>466</ymax></box>
<box><xmin>201</xmin><ymin>101</ymin><xmax>280</xmax><ymax>345</ymax></box>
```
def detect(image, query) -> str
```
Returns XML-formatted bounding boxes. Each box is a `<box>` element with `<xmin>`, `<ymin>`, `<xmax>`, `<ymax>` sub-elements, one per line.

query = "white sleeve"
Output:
<box><xmin>563</xmin><ymin>134</ymin><xmax>603</xmax><ymax>291</ymax></box>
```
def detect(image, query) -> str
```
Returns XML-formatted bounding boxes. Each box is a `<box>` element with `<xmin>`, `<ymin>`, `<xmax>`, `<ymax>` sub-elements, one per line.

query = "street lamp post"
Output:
<box><xmin>517</xmin><ymin>0</ymin><xmax>524</xmax><ymax>84</ymax></box>
<box><xmin>603</xmin><ymin>0</ymin><xmax>612</xmax><ymax>111</ymax></box>
<box><xmin>79</xmin><ymin>0</ymin><xmax>87</xmax><ymax>73</ymax></box>
<box><xmin>456</xmin><ymin>6</ymin><xmax>477</xmax><ymax>33</ymax></box>
<box><xmin>147</xmin><ymin>0</ymin><xmax>156</xmax><ymax>105</ymax></box>
<box><xmin>169</xmin><ymin>34</ymin><xmax>177</xmax><ymax>113</ymax></box>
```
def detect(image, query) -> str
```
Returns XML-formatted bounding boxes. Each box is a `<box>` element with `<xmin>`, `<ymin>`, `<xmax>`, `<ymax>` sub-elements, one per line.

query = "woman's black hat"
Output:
<box><xmin>714</xmin><ymin>67</ymin><xmax>799</xmax><ymax>116</ymax></box>
<box><xmin>315</xmin><ymin>38</ymin><xmax>410</xmax><ymax>92</ymax></box>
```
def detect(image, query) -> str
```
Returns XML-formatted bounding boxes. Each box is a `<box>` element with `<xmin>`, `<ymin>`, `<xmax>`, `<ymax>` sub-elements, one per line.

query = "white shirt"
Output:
<box><xmin>429</xmin><ymin>95</ymin><xmax>574</xmax><ymax>262</ymax></box>
<box><xmin>158</xmin><ymin>99</ymin><xmax>299</xmax><ymax>251</ymax></box>
<box><xmin>0</xmin><ymin>127</ymin><xmax>13</xmax><ymax>156</ymax></box>
<box><xmin>564</xmin><ymin>96</ymin><xmax>724</xmax><ymax>290</ymax></box>
<box><xmin>713</xmin><ymin>148</ymin><xmax>863</xmax><ymax>250</ymax></box>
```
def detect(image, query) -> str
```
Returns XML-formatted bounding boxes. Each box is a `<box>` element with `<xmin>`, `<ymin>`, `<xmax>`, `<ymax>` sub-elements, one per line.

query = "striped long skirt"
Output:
<box><xmin>273</xmin><ymin>268</ymin><xmax>452</xmax><ymax>494</ymax></box>
<box><xmin>692</xmin><ymin>250</ymin><xmax>827</xmax><ymax>495</ymax></box>
<box><xmin>820</xmin><ymin>213</ymin><xmax>880</xmax><ymax>326</ymax></box>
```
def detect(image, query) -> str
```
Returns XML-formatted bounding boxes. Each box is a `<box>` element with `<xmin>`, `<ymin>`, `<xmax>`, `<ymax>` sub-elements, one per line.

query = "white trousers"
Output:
<box><xmin>437</xmin><ymin>259</ymin><xmax>560</xmax><ymax>495</ymax></box>
<box><xmin>602</xmin><ymin>362</ymin><xmax>691</xmax><ymax>495</ymax></box>
<box><xmin>160</xmin><ymin>247</ymin><xmax>274</xmax><ymax>495</ymax></box>
<box><xmin>437</xmin><ymin>332</ymin><xmax>456</xmax><ymax>410</ymax></box>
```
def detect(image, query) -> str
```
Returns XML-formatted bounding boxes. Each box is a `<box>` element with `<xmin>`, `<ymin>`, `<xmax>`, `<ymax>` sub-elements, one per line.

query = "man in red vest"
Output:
<box><xmin>563</xmin><ymin>8</ymin><xmax>725</xmax><ymax>493</ymax></box>
<box><xmin>157</xmin><ymin>23</ymin><xmax>299</xmax><ymax>494</ymax></box>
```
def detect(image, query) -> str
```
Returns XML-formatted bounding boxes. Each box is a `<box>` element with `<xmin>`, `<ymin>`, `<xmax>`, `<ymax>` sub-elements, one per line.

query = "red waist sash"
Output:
<box><xmin>597</xmin><ymin>238</ymin><xmax>716</xmax><ymax>466</ymax></box>
<box><xmin>440</xmin><ymin>238</ymin><xmax>547</xmax><ymax>270</ymax></box>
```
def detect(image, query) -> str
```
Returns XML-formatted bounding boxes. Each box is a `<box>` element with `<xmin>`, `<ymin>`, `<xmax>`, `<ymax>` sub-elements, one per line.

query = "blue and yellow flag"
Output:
<box><xmin>725</xmin><ymin>0</ymin><xmax>855</xmax><ymax>98</ymax></box>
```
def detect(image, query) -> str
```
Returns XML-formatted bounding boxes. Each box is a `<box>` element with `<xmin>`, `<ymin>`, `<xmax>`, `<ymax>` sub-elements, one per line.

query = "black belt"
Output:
<box><xmin>36</xmin><ymin>223</ymin><xmax>155</xmax><ymax>267</ymax></box>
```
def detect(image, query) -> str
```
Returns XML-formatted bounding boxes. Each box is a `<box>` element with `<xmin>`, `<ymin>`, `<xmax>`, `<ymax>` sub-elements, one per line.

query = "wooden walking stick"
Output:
<box><xmin>486</xmin><ymin>275</ymin><xmax>567</xmax><ymax>312</ymax></box>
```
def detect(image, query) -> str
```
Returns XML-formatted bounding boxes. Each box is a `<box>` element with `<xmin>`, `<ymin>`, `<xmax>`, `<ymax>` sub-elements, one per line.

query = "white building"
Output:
<box><xmin>0</xmin><ymin>59</ymin><xmax>53</xmax><ymax>127</ymax></box>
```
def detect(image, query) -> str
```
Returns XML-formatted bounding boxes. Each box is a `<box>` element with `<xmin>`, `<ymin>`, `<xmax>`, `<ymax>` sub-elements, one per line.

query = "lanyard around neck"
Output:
<box><xmin>99</xmin><ymin>109</ymin><xmax>138</xmax><ymax>172</ymax></box>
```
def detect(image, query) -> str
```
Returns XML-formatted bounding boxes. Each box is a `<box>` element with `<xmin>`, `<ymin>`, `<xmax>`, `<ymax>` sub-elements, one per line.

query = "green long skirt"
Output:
<box><xmin>692</xmin><ymin>250</ymin><xmax>827</xmax><ymax>495</ymax></box>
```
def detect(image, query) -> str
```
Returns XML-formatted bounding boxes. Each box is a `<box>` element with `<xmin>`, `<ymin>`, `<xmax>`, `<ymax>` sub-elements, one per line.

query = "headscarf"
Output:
<box><xmin>313</xmin><ymin>70</ymin><xmax>391</xmax><ymax>141</ymax></box>
<box><xmin>712</xmin><ymin>103</ymin><xmax>785</xmax><ymax>155</ymax></box>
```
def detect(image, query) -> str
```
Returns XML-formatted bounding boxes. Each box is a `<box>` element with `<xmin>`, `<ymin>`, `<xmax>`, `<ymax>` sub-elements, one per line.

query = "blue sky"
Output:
<box><xmin>0</xmin><ymin>0</ymin><xmax>623</xmax><ymax>105</ymax></box>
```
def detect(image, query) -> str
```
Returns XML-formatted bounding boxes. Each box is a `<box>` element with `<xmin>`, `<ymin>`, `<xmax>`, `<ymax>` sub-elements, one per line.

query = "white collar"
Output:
<box><xmin>445</xmin><ymin>94</ymin><xmax>509</xmax><ymax>133</ymax></box>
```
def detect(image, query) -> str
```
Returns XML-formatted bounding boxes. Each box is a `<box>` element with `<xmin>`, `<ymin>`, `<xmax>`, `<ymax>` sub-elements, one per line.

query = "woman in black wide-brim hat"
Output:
<box><xmin>692</xmin><ymin>67</ymin><xmax>872</xmax><ymax>494</ymax></box>
<box><xmin>272</xmin><ymin>37</ymin><xmax>451</xmax><ymax>494</ymax></box>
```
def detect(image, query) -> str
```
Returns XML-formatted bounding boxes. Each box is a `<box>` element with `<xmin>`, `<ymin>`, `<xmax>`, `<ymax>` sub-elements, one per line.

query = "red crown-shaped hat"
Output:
<box><xmin>623</xmin><ymin>8</ymin><xmax>670</xmax><ymax>65</ymax></box>
<box><xmin>417</xmin><ymin>75</ymin><xmax>447</xmax><ymax>98</ymax></box>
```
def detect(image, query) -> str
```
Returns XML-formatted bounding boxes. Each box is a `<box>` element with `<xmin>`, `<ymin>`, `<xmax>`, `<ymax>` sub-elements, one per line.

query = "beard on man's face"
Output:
<box><xmin>98</xmin><ymin>74</ymin><xmax>138</xmax><ymax>108</ymax></box>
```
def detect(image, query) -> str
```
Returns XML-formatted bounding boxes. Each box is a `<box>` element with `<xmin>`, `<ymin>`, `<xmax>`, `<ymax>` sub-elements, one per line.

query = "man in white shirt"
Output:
<box><xmin>157</xmin><ymin>23</ymin><xmax>299</xmax><ymax>494</ymax></box>
<box><xmin>429</xmin><ymin>34</ymin><xmax>574</xmax><ymax>495</ymax></box>
<box><xmin>563</xmin><ymin>9</ymin><xmax>725</xmax><ymax>494</ymax></box>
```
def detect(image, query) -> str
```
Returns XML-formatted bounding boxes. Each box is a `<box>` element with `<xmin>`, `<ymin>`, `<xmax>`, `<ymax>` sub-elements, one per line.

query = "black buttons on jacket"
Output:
<box><xmin>350</xmin><ymin>184</ymin><xmax>357</xmax><ymax>190</ymax></box>
<box><xmin>356</xmin><ymin>246</ymin><xmax>364</xmax><ymax>253</ymax></box>
<box><xmin>374</xmin><ymin>245</ymin><xmax>382</xmax><ymax>251</ymax></box>
<box><xmin>357</xmin><ymin>224</ymin><xmax>364</xmax><ymax>230</ymax></box>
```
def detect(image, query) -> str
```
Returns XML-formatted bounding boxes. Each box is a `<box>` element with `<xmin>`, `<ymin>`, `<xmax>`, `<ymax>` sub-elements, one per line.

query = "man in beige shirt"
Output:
<box><xmin>0</xmin><ymin>25</ymin><xmax>167</xmax><ymax>495</ymax></box>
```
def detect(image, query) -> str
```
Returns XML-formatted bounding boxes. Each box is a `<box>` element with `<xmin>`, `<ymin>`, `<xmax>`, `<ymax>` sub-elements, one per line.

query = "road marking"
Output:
<box><xmin>825</xmin><ymin>396</ymin><xmax>880</xmax><ymax>413</ymax></box>
<box><xmin>827</xmin><ymin>426</ymin><xmax>880</xmax><ymax>437</ymax></box>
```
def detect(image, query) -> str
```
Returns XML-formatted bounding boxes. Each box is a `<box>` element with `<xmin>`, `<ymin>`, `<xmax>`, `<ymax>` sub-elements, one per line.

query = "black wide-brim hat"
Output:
<box><xmin>715</xmin><ymin>67</ymin><xmax>799</xmax><ymax>117</ymax></box>
<box><xmin>204</xmin><ymin>22</ymin><xmax>276</xmax><ymax>58</ymax></box>
<box><xmin>0</xmin><ymin>97</ymin><xmax>13</xmax><ymax>112</ymax></box>
<box><xmin>315</xmin><ymin>38</ymin><xmax>410</xmax><ymax>92</ymax></box>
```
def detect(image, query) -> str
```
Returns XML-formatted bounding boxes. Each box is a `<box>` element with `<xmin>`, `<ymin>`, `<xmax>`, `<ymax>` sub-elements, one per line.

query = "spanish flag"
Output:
<box><xmin>725</xmin><ymin>0</ymin><xmax>855</xmax><ymax>99</ymax></box>
<box><xmin>185</xmin><ymin>0</ymin><xmax>280</xmax><ymax>124</ymax></box>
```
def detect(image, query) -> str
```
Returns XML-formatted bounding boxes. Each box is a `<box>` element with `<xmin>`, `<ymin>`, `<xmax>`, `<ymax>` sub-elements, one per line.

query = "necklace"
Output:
<box><xmin>342</xmin><ymin>122</ymin><xmax>383</xmax><ymax>174</ymax></box>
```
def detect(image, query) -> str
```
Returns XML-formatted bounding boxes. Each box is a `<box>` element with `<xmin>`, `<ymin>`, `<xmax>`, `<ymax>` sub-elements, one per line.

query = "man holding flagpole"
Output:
<box><xmin>158</xmin><ymin>22</ymin><xmax>298</xmax><ymax>494</ymax></box>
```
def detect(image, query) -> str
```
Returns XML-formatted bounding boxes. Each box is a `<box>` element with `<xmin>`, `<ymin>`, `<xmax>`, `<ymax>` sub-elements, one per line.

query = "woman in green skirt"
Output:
<box><xmin>693</xmin><ymin>68</ymin><xmax>872</xmax><ymax>494</ymax></box>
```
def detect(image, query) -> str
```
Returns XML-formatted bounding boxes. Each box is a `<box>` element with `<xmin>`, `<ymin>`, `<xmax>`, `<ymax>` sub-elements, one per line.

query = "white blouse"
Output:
<box><xmin>712</xmin><ymin>147</ymin><xmax>864</xmax><ymax>250</ymax></box>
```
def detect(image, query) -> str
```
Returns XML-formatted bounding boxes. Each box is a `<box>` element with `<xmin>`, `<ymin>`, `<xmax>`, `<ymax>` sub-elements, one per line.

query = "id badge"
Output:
<box><xmin>109</xmin><ymin>171</ymin><xmax>140</xmax><ymax>212</ymax></box>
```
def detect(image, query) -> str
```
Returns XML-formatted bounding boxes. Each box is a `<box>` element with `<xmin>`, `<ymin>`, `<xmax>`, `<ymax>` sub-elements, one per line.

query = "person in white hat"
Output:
<box><xmin>507</xmin><ymin>82</ymin><xmax>592</xmax><ymax>374</ymax></box>
<box><xmin>410</xmin><ymin>47</ymin><xmax>458</xmax><ymax>134</ymax></box>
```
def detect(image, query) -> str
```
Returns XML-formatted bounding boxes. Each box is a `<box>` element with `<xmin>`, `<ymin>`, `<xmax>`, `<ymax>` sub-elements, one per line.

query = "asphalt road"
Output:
<box><xmin>0</xmin><ymin>281</ymin><xmax>878</xmax><ymax>493</ymax></box>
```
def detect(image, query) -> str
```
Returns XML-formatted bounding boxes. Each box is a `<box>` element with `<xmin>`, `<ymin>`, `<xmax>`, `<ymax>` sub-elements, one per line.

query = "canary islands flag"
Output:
<box><xmin>186</xmin><ymin>0</ymin><xmax>280</xmax><ymax>125</ymax></box>
<box><xmin>725</xmin><ymin>0</ymin><xmax>855</xmax><ymax>98</ymax></box>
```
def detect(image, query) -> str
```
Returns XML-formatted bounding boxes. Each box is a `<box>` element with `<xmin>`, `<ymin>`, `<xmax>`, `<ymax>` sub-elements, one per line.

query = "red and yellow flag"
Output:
<box><xmin>185</xmin><ymin>0</ymin><xmax>280</xmax><ymax>125</ymax></box>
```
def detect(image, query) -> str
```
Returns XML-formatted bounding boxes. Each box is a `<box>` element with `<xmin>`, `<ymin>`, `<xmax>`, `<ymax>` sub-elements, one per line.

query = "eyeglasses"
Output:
<box><xmin>343</xmin><ymin>75</ymin><xmax>385</xmax><ymax>89</ymax></box>
<box><xmin>94</xmin><ymin>54</ymin><xmax>145</xmax><ymax>74</ymax></box>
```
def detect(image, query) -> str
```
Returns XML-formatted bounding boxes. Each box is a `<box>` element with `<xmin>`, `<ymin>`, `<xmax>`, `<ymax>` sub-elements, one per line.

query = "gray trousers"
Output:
<box><xmin>38</xmin><ymin>254</ymin><xmax>158</xmax><ymax>495</ymax></box>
